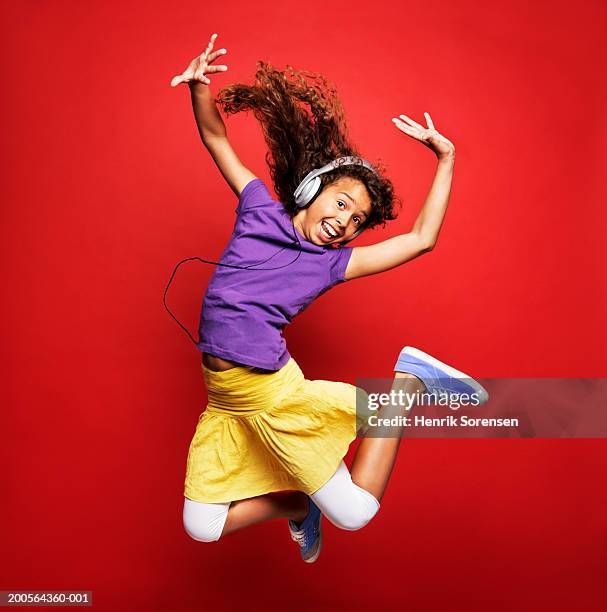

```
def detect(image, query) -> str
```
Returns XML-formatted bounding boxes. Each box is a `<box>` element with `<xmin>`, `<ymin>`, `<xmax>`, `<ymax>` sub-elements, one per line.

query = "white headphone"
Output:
<box><xmin>293</xmin><ymin>156</ymin><xmax>377</xmax><ymax>243</ymax></box>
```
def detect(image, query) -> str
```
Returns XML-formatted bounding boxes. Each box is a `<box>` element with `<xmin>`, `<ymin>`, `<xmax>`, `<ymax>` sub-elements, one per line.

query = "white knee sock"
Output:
<box><xmin>183</xmin><ymin>497</ymin><xmax>231</xmax><ymax>542</ymax></box>
<box><xmin>311</xmin><ymin>461</ymin><xmax>380</xmax><ymax>531</ymax></box>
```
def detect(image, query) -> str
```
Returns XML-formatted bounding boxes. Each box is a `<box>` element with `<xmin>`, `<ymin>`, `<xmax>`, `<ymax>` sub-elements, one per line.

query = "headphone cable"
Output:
<box><xmin>163</xmin><ymin>219</ymin><xmax>303</xmax><ymax>345</ymax></box>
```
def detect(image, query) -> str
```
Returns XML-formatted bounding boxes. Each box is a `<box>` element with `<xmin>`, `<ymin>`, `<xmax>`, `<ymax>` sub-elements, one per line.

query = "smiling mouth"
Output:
<box><xmin>321</xmin><ymin>220</ymin><xmax>340</xmax><ymax>240</ymax></box>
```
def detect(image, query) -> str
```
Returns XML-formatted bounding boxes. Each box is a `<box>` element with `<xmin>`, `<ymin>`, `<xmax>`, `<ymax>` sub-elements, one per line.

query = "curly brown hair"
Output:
<box><xmin>215</xmin><ymin>60</ymin><xmax>401</xmax><ymax>231</ymax></box>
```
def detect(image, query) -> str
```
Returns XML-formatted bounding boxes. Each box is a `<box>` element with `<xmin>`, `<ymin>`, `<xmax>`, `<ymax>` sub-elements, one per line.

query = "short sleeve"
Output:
<box><xmin>327</xmin><ymin>245</ymin><xmax>354</xmax><ymax>285</ymax></box>
<box><xmin>235</xmin><ymin>178</ymin><xmax>274</xmax><ymax>215</ymax></box>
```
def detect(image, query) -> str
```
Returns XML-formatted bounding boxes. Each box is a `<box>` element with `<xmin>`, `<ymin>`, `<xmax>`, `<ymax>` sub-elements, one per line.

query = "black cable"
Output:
<box><xmin>163</xmin><ymin>220</ymin><xmax>303</xmax><ymax>345</ymax></box>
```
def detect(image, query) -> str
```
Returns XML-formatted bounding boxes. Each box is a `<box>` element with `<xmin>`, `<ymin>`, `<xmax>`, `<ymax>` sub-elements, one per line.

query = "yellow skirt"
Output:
<box><xmin>183</xmin><ymin>357</ymin><xmax>369</xmax><ymax>503</ymax></box>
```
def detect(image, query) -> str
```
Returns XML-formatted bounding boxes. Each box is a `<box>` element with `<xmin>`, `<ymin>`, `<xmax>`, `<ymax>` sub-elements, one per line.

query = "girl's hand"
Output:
<box><xmin>391</xmin><ymin>112</ymin><xmax>455</xmax><ymax>160</ymax></box>
<box><xmin>170</xmin><ymin>33</ymin><xmax>228</xmax><ymax>87</ymax></box>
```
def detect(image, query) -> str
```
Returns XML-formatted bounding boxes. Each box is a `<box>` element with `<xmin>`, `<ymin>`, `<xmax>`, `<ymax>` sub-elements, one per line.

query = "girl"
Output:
<box><xmin>170</xmin><ymin>33</ymin><xmax>488</xmax><ymax>563</ymax></box>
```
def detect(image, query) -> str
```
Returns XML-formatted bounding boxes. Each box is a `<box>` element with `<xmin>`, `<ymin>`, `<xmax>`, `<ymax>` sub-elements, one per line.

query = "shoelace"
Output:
<box><xmin>291</xmin><ymin>529</ymin><xmax>307</xmax><ymax>547</ymax></box>
<box><xmin>291</xmin><ymin>524</ymin><xmax>319</xmax><ymax>548</ymax></box>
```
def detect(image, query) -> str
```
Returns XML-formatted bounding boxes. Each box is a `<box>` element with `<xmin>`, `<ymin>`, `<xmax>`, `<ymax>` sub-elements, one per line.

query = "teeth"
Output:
<box><xmin>322</xmin><ymin>220</ymin><xmax>337</xmax><ymax>238</ymax></box>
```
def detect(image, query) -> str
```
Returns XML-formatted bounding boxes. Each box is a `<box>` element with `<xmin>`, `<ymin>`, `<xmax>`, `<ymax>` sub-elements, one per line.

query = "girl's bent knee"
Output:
<box><xmin>182</xmin><ymin>497</ymin><xmax>230</xmax><ymax>543</ymax></box>
<box><xmin>324</xmin><ymin>488</ymin><xmax>380</xmax><ymax>531</ymax></box>
<box><xmin>183</xmin><ymin>522</ymin><xmax>222</xmax><ymax>542</ymax></box>
<box><xmin>312</xmin><ymin>463</ymin><xmax>381</xmax><ymax>531</ymax></box>
<box><xmin>332</xmin><ymin>504</ymin><xmax>378</xmax><ymax>531</ymax></box>
<box><xmin>333</xmin><ymin>513</ymin><xmax>374</xmax><ymax>531</ymax></box>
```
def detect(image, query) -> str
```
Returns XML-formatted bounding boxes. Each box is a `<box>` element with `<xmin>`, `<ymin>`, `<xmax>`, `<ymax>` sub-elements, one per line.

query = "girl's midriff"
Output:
<box><xmin>202</xmin><ymin>352</ymin><xmax>239</xmax><ymax>372</ymax></box>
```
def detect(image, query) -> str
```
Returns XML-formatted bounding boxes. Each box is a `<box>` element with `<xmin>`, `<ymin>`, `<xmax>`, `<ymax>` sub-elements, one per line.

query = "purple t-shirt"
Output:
<box><xmin>197</xmin><ymin>178</ymin><xmax>353</xmax><ymax>371</ymax></box>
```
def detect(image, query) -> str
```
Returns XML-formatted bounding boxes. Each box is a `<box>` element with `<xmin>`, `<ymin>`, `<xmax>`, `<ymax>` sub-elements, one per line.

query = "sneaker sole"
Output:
<box><xmin>402</xmin><ymin>346</ymin><xmax>489</xmax><ymax>405</ymax></box>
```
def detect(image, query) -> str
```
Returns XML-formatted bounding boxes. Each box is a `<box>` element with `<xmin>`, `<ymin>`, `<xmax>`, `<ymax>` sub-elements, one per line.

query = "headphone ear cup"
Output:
<box><xmin>295</xmin><ymin>176</ymin><xmax>322</xmax><ymax>208</ymax></box>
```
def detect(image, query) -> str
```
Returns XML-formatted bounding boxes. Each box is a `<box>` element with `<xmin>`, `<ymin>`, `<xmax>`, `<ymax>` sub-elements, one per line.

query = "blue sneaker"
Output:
<box><xmin>288</xmin><ymin>498</ymin><xmax>323</xmax><ymax>563</ymax></box>
<box><xmin>394</xmin><ymin>346</ymin><xmax>489</xmax><ymax>405</ymax></box>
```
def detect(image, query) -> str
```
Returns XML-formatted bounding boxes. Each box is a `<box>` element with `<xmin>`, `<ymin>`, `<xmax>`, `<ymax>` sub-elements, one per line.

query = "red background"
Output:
<box><xmin>2</xmin><ymin>0</ymin><xmax>606</xmax><ymax>610</ymax></box>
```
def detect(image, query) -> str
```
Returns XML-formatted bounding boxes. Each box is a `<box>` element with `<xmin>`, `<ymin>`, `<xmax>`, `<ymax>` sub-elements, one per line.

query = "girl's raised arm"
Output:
<box><xmin>170</xmin><ymin>34</ymin><xmax>257</xmax><ymax>198</ymax></box>
<box><xmin>344</xmin><ymin>113</ymin><xmax>456</xmax><ymax>281</ymax></box>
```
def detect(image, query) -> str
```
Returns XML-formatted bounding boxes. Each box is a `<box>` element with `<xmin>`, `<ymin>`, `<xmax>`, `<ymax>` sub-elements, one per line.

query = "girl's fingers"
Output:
<box><xmin>170</xmin><ymin>74</ymin><xmax>187</xmax><ymax>87</ymax></box>
<box><xmin>392</xmin><ymin>117</ymin><xmax>416</xmax><ymax>131</ymax></box>
<box><xmin>199</xmin><ymin>35</ymin><xmax>216</xmax><ymax>62</ymax></box>
<box><xmin>207</xmin><ymin>48</ymin><xmax>228</xmax><ymax>64</ymax></box>
<box><xmin>399</xmin><ymin>113</ymin><xmax>424</xmax><ymax>130</ymax></box>
<box><xmin>392</xmin><ymin>118</ymin><xmax>434</xmax><ymax>142</ymax></box>
<box><xmin>392</xmin><ymin>115</ymin><xmax>452</xmax><ymax>153</ymax></box>
<box><xmin>206</xmin><ymin>33</ymin><xmax>218</xmax><ymax>55</ymax></box>
<box><xmin>391</xmin><ymin>119</ymin><xmax>418</xmax><ymax>136</ymax></box>
<box><xmin>171</xmin><ymin>36</ymin><xmax>223</xmax><ymax>87</ymax></box>
<box><xmin>194</xmin><ymin>70</ymin><xmax>210</xmax><ymax>83</ymax></box>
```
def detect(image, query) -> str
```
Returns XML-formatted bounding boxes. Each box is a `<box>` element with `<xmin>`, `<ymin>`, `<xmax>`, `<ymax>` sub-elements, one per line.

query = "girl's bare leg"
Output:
<box><xmin>350</xmin><ymin>373</ymin><xmax>425</xmax><ymax>502</ymax></box>
<box><xmin>221</xmin><ymin>490</ymin><xmax>309</xmax><ymax>537</ymax></box>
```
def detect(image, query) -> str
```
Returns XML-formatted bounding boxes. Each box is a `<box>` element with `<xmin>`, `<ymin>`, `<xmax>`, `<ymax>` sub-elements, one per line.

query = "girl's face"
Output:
<box><xmin>293</xmin><ymin>177</ymin><xmax>372</xmax><ymax>246</ymax></box>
